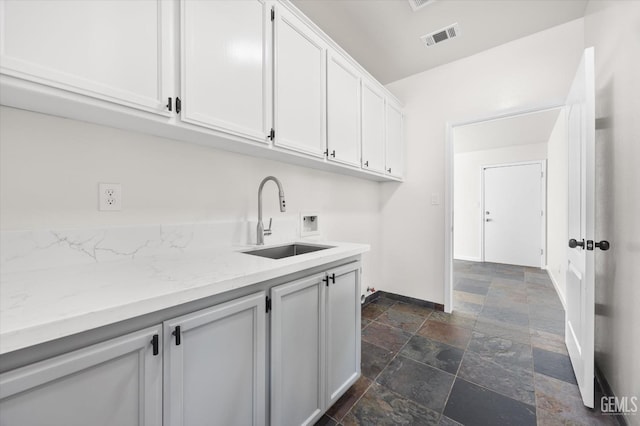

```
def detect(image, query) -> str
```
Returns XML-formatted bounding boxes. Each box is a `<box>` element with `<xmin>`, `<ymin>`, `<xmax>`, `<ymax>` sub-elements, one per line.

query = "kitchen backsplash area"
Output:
<box><xmin>1</xmin><ymin>217</ymin><xmax>303</xmax><ymax>274</ymax></box>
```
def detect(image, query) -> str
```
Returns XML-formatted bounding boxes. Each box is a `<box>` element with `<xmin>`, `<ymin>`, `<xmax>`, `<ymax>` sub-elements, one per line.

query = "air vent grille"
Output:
<box><xmin>420</xmin><ymin>23</ymin><xmax>460</xmax><ymax>47</ymax></box>
<box><xmin>407</xmin><ymin>0</ymin><xmax>436</xmax><ymax>12</ymax></box>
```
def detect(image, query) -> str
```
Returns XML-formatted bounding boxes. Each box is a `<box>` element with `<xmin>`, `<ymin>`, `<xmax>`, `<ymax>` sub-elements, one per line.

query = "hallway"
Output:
<box><xmin>316</xmin><ymin>261</ymin><xmax>615</xmax><ymax>425</ymax></box>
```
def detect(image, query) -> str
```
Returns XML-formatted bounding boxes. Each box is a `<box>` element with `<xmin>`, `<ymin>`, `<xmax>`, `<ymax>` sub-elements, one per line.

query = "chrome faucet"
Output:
<box><xmin>257</xmin><ymin>176</ymin><xmax>286</xmax><ymax>245</ymax></box>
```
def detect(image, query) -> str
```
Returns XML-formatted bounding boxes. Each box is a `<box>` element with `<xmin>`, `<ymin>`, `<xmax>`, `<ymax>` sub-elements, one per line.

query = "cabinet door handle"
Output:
<box><xmin>166</xmin><ymin>97</ymin><xmax>172</xmax><ymax>112</ymax></box>
<box><xmin>387</xmin><ymin>167</ymin><xmax>391</xmax><ymax>173</ymax></box>
<box><xmin>172</xmin><ymin>326</ymin><xmax>181</xmax><ymax>346</ymax></box>
<box><xmin>330</xmin><ymin>150</ymin><xmax>336</xmax><ymax>158</ymax></box>
<box><xmin>330</xmin><ymin>273</ymin><xmax>336</xmax><ymax>284</ymax></box>
<box><xmin>323</xmin><ymin>276</ymin><xmax>329</xmax><ymax>287</ymax></box>
<box><xmin>151</xmin><ymin>334</ymin><xmax>159</xmax><ymax>356</ymax></box>
<box><xmin>364</xmin><ymin>161</ymin><xmax>369</xmax><ymax>167</ymax></box>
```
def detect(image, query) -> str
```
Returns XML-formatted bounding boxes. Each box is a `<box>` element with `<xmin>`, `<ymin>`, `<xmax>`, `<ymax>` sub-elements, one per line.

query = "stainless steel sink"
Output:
<box><xmin>243</xmin><ymin>243</ymin><xmax>333</xmax><ymax>259</ymax></box>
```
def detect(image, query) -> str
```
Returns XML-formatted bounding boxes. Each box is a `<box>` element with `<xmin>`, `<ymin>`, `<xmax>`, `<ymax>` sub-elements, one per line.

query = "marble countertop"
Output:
<box><xmin>0</xmin><ymin>241</ymin><xmax>369</xmax><ymax>355</ymax></box>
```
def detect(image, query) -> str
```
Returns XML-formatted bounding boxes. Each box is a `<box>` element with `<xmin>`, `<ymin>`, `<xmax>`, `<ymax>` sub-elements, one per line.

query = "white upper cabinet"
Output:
<box><xmin>0</xmin><ymin>0</ymin><xmax>173</xmax><ymax>116</ymax></box>
<box><xmin>273</xmin><ymin>5</ymin><xmax>327</xmax><ymax>158</ymax></box>
<box><xmin>361</xmin><ymin>81</ymin><xmax>386</xmax><ymax>173</ymax></box>
<box><xmin>327</xmin><ymin>51</ymin><xmax>361</xmax><ymax>167</ymax></box>
<box><xmin>385</xmin><ymin>100</ymin><xmax>404</xmax><ymax>178</ymax></box>
<box><xmin>180</xmin><ymin>0</ymin><xmax>270</xmax><ymax>142</ymax></box>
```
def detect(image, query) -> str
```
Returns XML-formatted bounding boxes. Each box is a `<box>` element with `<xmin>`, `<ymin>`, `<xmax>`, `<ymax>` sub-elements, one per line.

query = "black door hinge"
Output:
<box><xmin>266</xmin><ymin>296</ymin><xmax>272</xmax><ymax>313</ymax></box>
<box><xmin>151</xmin><ymin>334</ymin><xmax>159</xmax><ymax>356</ymax></box>
<box><xmin>166</xmin><ymin>97</ymin><xmax>172</xmax><ymax>112</ymax></box>
<box><xmin>268</xmin><ymin>128</ymin><xmax>275</xmax><ymax>141</ymax></box>
<box><xmin>175</xmin><ymin>97</ymin><xmax>182</xmax><ymax>114</ymax></box>
<box><xmin>271</xmin><ymin>7</ymin><xmax>275</xmax><ymax>21</ymax></box>
<box><xmin>172</xmin><ymin>326</ymin><xmax>181</xmax><ymax>346</ymax></box>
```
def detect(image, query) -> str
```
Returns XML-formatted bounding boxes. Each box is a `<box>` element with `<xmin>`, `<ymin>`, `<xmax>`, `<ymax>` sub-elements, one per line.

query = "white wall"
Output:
<box><xmin>545</xmin><ymin>109</ymin><xmax>568</xmax><ymax>307</ymax></box>
<box><xmin>453</xmin><ymin>143</ymin><xmax>548</xmax><ymax>261</ymax></box>
<box><xmin>0</xmin><ymin>106</ymin><xmax>382</xmax><ymax>289</ymax></box>
<box><xmin>382</xmin><ymin>18</ymin><xmax>584</xmax><ymax>302</ymax></box>
<box><xmin>584</xmin><ymin>1</ymin><xmax>640</xmax><ymax>419</ymax></box>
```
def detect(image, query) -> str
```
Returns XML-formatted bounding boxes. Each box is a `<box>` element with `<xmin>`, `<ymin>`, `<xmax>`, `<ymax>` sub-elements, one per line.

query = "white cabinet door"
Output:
<box><xmin>164</xmin><ymin>292</ymin><xmax>266</xmax><ymax>426</ymax></box>
<box><xmin>325</xmin><ymin>264</ymin><xmax>361</xmax><ymax>406</ymax></box>
<box><xmin>271</xmin><ymin>274</ymin><xmax>325</xmax><ymax>426</ymax></box>
<box><xmin>361</xmin><ymin>81</ymin><xmax>386</xmax><ymax>173</ymax></box>
<box><xmin>327</xmin><ymin>51</ymin><xmax>361</xmax><ymax>167</ymax></box>
<box><xmin>0</xmin><ymin>326</ymin><xmax>162</xmax><ymax>426</ymax></box>
<box><xmin>0</xmin><ymin>0</ymin><xmax>173</xmax><ymax>116</ymax></box>
<box><xmin>385</xmin><ymin>100</ymin><xmax>404</xmax><ymax>178</ymax></box>
<box><xmin>274</xmin><ymin>5</ymin><xmax>326</xmax><ymax>158</ymax></box>
<box><xmin>180</xmin><ymin>0</ymin><xmax>269</xmax><ymax>142</ymax></box>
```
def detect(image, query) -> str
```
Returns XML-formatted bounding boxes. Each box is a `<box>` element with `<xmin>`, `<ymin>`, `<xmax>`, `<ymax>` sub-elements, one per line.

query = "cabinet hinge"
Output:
<box><xmin>266</xmin><ymin>296</ymin><xmax>272</xmax><ymax>313</ymax></box>
<box><xmin>271</xmin><ymin>7</ymin><xmax>275</xmax><ymax>21</ymax></box>
<box><xmin>175</xmin><ymin>97</ymin><xmax>182</xmax><ymax>114</ymax></box>
<box><xmin>268</xmin><ymin>128</ymin><xmax>275</xmax><ymax>141</ymax></box>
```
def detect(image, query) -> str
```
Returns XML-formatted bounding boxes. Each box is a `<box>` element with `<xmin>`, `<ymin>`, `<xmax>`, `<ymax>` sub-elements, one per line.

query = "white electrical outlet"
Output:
<box><xmin>99</xmin><ymin>183</ymin><xmax>122</xmax><ymax>211</ymax></box>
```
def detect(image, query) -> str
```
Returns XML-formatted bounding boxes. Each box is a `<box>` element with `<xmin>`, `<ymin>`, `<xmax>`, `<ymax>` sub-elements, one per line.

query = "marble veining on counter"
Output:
<box><xmin>1</xmin><ymin>218</ymin><xmax>300</xmax><ymax>274</ymax></box>
<box><xmin>0</xmin><ymin>221</ymin><xmax>368</xmax><ymax>355</ymax></box>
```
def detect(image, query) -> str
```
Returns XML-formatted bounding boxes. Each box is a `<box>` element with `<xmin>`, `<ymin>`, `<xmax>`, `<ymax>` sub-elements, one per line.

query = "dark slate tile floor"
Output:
<box><xmin>315</xmin><ymin>260</ymin><xmax>616</xmax><ymax>426</ymax></box>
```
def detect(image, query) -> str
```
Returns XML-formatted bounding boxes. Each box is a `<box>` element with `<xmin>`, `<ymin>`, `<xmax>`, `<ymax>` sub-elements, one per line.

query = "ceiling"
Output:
<box><xmin>453</xmin><ymin>109</ymin><xmax>561</xmax><ymax>154</ymax></box>
<box><xmin>292</xmin><ymin>0</ymin><xmax>588</xmax><ymax>84</ymax></box>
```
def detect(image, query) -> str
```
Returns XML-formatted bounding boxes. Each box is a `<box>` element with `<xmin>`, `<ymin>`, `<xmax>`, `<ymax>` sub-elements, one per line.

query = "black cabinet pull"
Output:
<box><xmin>175</xmin><ymin>97</ymin><xmax>182</xmax><ymax>114</ymax></box>
<box><xmin>595</xmin><ymin>240</ymin><xmax>610</xmax><ymax>251</ymax></box>
<box><xmin>330</xmin><ymin>273</ymin><xmax>336</xmax><ymax>284</ymax></box>
<box><xmin>172</xmin><ymin>326</ymin><xmax>181</xmax><ymax>346</ymax></box>
<box><xmin>330</xmin><ymin>150</ymin><xmax>336</xmax><ymax>158</ymax></box>
<box><xmin>364</xmin><ymin>160</ymin><xmax>369</xmax><ymax>167</ymax></box>
<box><xmin>323</xmin><ymin>276</ymin><xmax>329</xmax><ymax>287</ymax></box>
<box><xmin>387</xmin><ymin>167</ymin><xmax>392</xmax><ymax>173</ymax></box>
<box><xmin>151</xmin><ymin>334</ymin><xmax>159</xmax><ymax>356</ymax></box>
<box><xmin>166</xmin><ymin>97</ymin><xmax>172</xmax><ymax>112</ymax></box>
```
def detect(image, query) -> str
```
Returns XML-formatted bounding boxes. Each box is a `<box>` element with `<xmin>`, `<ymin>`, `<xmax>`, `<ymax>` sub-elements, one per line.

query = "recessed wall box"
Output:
<box><xmin>300</xmin><ymin>212</ymin><xmax>320</xmax><ymax>237</ymax></box>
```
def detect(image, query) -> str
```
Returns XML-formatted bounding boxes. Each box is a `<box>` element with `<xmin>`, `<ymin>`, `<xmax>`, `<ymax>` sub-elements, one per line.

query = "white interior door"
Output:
<box><xmin>565</xmin><ymin>47</ymin><xmax>596</xmax><ymax>408</ymax></box>
<box><xmin>483</xmin><ymin>162</ymin><xmax>544</xmax><ymax>267</ymax></box>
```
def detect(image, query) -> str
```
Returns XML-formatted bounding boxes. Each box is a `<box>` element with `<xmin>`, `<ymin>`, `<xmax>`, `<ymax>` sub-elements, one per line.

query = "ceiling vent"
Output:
<box><xmin>420</xmin><ymin>23</ymin><xmax>460</xmax><ymax>47</ymax></box>
<box><xmin>407</xmin><ymin>0</ymin><xmax>437</xmax><ymax>12</ymax></box>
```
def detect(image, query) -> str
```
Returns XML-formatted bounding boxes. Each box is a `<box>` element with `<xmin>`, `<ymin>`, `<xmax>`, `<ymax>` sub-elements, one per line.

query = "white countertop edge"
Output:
<box><xmin>0</xmin><ymin>241</ymin><xmax>369</xmax><ymax>355</ymax></box>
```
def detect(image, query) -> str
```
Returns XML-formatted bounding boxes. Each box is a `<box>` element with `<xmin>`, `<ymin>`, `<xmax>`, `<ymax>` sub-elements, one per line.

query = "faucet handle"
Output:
<box><xmin>264</xmin><ymin>218</ymin><xmax>273</xmax><ymax>236</ymax></box>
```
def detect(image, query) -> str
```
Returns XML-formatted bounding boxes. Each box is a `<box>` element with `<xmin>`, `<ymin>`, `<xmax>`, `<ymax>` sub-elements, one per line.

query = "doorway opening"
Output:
<box><xmin>444</xmin><ymin>105</ymin><xmax>564</xmax><ymax>314</ymax></box>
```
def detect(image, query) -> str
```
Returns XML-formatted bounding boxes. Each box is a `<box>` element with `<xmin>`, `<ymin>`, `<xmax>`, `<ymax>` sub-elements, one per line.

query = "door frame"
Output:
<box><xmin>444</xmin><ymin>103</ymin><xmax>563</xmax><ymax>313</ymax></box>
<box><xmin>480</xmin><ymin>160</ymin><xmax>547</xmax><ymax>267</ymax></box>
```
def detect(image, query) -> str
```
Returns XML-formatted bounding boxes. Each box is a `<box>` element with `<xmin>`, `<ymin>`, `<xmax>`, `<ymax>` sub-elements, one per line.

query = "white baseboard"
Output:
<box><xmin>546</xmin><ymin>266</ymin><xmax>567</xmax><ymax>310</ymax></box>
<box><xmin>454</xmin><ymin>255</ymin><xmax>482</xmax><ymax>262</ymax></box>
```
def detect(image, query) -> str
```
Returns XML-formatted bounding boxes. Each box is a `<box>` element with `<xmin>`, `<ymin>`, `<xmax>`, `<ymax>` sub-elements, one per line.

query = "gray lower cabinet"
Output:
<box><xmin>0</xmin><ymin>261</ymin><xmax>360</xmax><ymax>426</ymax></box>
<box><xmin>0</xmin><ymin>325</ymin><xmax>163</xmax><ymax>426</ymax></box>
<box><xmin>164</xmin><ymin>291</ymin><xmax>266</xmax><ymax>426</ymax></box>
<box><xmin>326</xmin><ymin>264</ymin><xmax>361</xmax><ymax>406</ymax></box>
<box><xmin>270</xmin><ymin>262</ymin><xmax>361</xmax><ymax>426</ymax></box>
